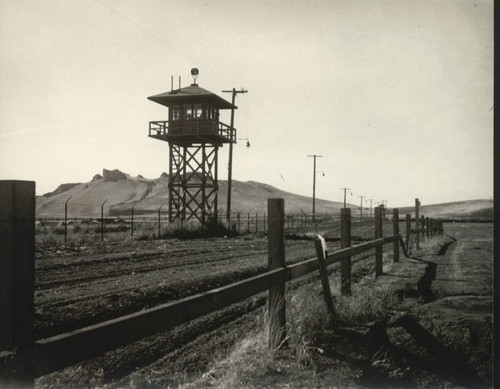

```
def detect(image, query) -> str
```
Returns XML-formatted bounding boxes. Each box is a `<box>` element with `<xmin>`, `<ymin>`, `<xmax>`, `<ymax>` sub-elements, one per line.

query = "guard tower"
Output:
<box><xmin>148</xmin><ymin>69</ymin><xmax>236</xmax><ymax>225</ymax></box>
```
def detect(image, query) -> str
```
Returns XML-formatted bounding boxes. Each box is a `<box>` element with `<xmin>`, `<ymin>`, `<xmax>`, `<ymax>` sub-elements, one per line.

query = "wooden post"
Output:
<box><xmin>101</xmin><ymin>199</ymin><xmax>107</xmax><ymax>242</ymax></box>
<box><xmin>375</xmin><ymin>207</ymin><xmax>383</xmax><ymax>276</ymax></box>
<box><xmin>405</xmin><ymin>214</ymin><xmax>411</xmax><ymax>252</ymax></box>
<box><xmin>393</xmin><ymin>208</ymin><xmax>400</xmax><ymax>262</ymax></box>
<box><xmin>64</xmin><ymin>196</ymin><xmax>71</xmax><ymax>243</ymax></box>
<box><xmin>340</xmin><ymin>208</ymin><xmax>351</xmax><ymax>295</ymax></box>
<box><xmin>268</xmin><ymin>199</ymin><xmax>286</xmax><ymax>349</ymax></box>
<box><xmin>237</xmin><ymin>213</ymin><xmax>240</xmax><ymax>234</ymax></box>
<box><xmin>255</xmin><ymin>213</ymin><xmax>258</xmax><ymax>233</ymax></box>
<box><xmin>315</xmin><ymin>235</ymin><xmax>335</xmax><ymax>321</ymax></box>
<box><xmin>131</xmin><ymin>202</ymin><xmax>136</xmax><ymax>237</ymax></box>
<box><xmin>425</xmin><ymin>217</ymin><xmax>430</xmax><ymax>238</ymax></box>
<box><xmin>247</xmin><ymin>212</ymin><xmax>250</xmax><ymax>232</ymax></box>
<box><xmin>415</xmin><ymin>199</ymin><xmax>420</xmax><ymax>249</ymax></box>
<box><xmin>158</xmin><ymin>204</ymin><xmax>163</xmax><ymax>239</ymax></box>
<box><xmin>421</xmin><ymin>215</ymin><xmax>425</xmax><ymax>242</ymax></box>
<box><xmin>0</xmin><ymin>181</ymin><xmax>36</xmax><ymax>387</ymax></box>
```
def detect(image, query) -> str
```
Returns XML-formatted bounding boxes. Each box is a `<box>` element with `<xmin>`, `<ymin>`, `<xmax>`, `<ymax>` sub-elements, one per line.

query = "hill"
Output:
<box><xmin>398</xmin><ymin>199</ymin><xmax>493</xmax><ymax>221</ymax></box>
<box><xmin>35</xmin><ymin>169</ymin><xmax>347</xmax><ymax>218</ymax></box>
<box><xmin>36</xmin><ymin>169</ymin><xmax>493</xmax><ymax>220</ymax></box>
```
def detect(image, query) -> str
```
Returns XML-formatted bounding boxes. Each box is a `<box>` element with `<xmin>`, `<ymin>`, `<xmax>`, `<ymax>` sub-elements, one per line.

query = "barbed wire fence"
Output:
<box><xmin>36</xmin><ymin>196</ymin><xmax>409</xmax><ymax>245</ymax></box>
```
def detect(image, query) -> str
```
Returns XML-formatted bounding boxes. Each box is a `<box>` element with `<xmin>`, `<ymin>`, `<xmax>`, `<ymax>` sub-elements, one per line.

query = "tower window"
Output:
<box><xmin>193</xmin><ymin>103</ymin><xmax>203</xmax><ymax>119</ymax></box>
<box><xmin>183</xmin><ymin>106</ymin><xmax>193</xmax><ymax>120</ymax></box>
<box><xmin>171</xmin><ymin>105</ymin><xmax>181</xmax><ymax>121</ymax></box>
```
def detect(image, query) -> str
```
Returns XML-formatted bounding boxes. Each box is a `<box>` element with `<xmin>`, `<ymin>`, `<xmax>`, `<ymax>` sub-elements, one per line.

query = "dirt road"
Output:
<box><xmin>417</xmin><ymin>223</ymin><xmax>493</xmax><ymax>387</ymax></box>
<box><xmin>354</xmin><ymin>222</ymin><xmax>493</xmax><ymax>388</ymax></box>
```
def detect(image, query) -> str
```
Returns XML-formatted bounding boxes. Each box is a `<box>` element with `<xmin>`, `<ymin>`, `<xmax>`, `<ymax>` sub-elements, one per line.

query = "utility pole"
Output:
<box><xmin>358</xmin><ymin>195</ymin><xmax>364</xmax><ymax>221</ymax></box>
<box><xmin>307</xmin><ymin>154</ymin><xmax>322</xmax><ymax>221</ymax></box>
<box><xmin>340</xmin><ymin>187</ymin><xmax>351</xmax><ymax>209</ymax></box>
<box><xmin>369</xmin><ymin>199</ymin><xmax>373</xmax><ymax>219</ymax></box>
<box><xmin>222</xmin><ymin>88</ymin><xmax>247</xmax><ymax>228</ymax></box>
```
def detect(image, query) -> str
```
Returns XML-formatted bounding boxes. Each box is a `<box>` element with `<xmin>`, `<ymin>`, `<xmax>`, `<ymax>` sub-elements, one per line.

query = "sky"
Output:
<box><xmin>0</xmin><ymin>0</ymin><xmax>493</xmax><ymax>207</ymax></box>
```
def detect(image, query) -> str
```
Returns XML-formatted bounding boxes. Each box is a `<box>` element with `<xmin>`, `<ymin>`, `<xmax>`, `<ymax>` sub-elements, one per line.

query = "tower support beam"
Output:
<box><xmin>168</xmin><ymin>143</ymin><xmax>219</xmax><ymax>225</ymax></box>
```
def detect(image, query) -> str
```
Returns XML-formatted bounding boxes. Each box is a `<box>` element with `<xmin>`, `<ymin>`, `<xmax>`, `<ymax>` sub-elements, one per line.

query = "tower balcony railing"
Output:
<box><xmin>149</xmin><ymin>120</ymin><xmax>235</xmax><ymax>144</ymax></box>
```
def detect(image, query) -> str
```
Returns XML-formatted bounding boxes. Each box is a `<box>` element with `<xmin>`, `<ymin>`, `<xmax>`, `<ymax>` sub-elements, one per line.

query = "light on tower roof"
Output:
<box><xmin>191</xmin><ymin>68</ymin><xmax>199</xmax><ymax>85</ymax></box>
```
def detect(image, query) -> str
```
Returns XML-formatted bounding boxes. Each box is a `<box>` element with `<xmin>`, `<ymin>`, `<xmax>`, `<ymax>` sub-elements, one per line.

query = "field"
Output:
<box><xmin>32</xmin><ymin>220</ymin><xmax>492</xmax><ymax>388</ymax></box>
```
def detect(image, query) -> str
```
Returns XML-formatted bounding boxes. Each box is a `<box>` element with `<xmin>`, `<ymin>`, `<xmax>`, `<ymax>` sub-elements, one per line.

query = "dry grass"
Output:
<box><xmin>174</xmin><ymin>267</ymin><xmax>395</xmax><ymax>388</ymax></box>
<box><xmin>180</xmin><ymin>328</ymin><xmax>272</xmax><ymax>389</ymax></box>
<box><xmin>334</xmin><ymin>281</ymin><xmax>398</xmax><ymax>324</ymax></box>
<box><xmin>174</xmin><ymin>251</ymin><xmax>402</xmax><ymax>388</ymax></box>
<box><xmin>35</xmin><ymin>216</ymin><xmax>234</xmax><ymax>246</ymax></box>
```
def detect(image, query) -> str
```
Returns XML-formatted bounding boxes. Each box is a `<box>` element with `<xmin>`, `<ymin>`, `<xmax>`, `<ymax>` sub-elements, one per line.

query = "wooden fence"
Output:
<box><xmin>0</xmin><ymin>182</ymin><xmax>443</xmax><ymax>387</ymax></box>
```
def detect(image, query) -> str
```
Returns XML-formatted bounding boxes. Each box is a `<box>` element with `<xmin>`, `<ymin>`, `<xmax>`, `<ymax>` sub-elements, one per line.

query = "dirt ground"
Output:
<box><xmin>34</xmin><ymin>235</ymin><xmax>323</xmax><ymax>339</ymax></box>
<box><xmin>33</xmin><ymin>222</ymin><xmax>492</xmax><ymax>388</ymax></box>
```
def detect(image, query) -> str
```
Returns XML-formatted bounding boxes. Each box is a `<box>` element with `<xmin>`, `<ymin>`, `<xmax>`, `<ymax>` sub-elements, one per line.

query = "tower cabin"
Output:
<box><xmin>148</xmin><ymin>83</ymin><xmax>237</xmax><ymax>147</ymax></box>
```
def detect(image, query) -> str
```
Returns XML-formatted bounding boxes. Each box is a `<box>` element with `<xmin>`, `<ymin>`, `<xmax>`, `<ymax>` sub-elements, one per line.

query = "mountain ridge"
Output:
<box><xmin>35</xmin><ymin>169</ymin><xmax>493</xmax><ymax>220</ymax></box>
<box><xmin>36</xmin><ymin>169</ymin><xmax>347</xmax><ymax>218</ymax></box>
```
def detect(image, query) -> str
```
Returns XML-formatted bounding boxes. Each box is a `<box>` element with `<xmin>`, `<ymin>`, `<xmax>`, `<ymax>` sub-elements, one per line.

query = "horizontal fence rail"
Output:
<box><xmin>2</xmin><ymin>186</ymin><xmax>443</xmax><ymax>387</ymax></box>
<box><xmin>3</xmin><ymin>234</ymin><xmax>398</xmax><ymax>378</ymax></box>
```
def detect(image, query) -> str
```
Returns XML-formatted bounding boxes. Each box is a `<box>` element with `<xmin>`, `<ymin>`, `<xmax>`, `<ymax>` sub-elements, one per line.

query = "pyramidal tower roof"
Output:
<box><xmin>148</xmin><ymin>84</ymin><xmax>237</xmax><ymax>110</ymax></box>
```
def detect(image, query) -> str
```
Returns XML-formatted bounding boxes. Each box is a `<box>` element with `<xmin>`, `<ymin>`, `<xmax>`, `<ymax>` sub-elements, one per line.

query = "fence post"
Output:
<box><xmin>263</xmin><ymin>213</ymin><xmax>266</xmax><ymax>232</ymax></box>
<box><xmin>237</xmin><ymin>213</ymin><xmax>240</xmax><ymax>234</ymax></box>
<box><xmin>375</xmin><ymin>207</ymin><xmax>383</xmax><ymax>276</ymax></box>
<box><xmin>425</xmin><ymin>217</ymin><xmax>430</xmax><ymax>238</ymax></box>
<box><xmin>255</xmin><ymin>213</ymin><xmax>258</xmax><ymax>233</ymax></box>
<box><xmin>101</xmin><ymin>199</ymin><xmax>107</xmax><ymax>242</ymax></box>
<box><xmin>159</xmin><ymin>204</ymin><xmax>167</xmax><ymax>239</ymax></box>
<box><xmin>64</xmin><ymin>196</ymin><xmax>71</xmax><ymax>243</ymax></box>
<box><xmin>247</xmin><ymin>212</ymin><xmax>250</xmax><ymax>232</ymax></box>
<box><xmin>315</xmin><ymin>235</ymin><xmax>336</xmax><ymax>322</ymax></box>
<box><xmin>421</xmin><ymin>215</ymin><xmax>425</xmax><ymax>242</ymax></box>
<box><xmin>268</xmin><ymin>199</ymin><xmax>286</xmax><ymax>349</ymax></box>
<box><xmin>393</xmin><ymin>208</ymin><xmax>400</xmax><ymax>262</ymax></box>
<box><xmin>405</xmin><ymin>214</ymin><xmax>411</xmax><ymax>251</ymax></box>
<box><xmin>131</xmin><ymin>202</ymin><xmax>136</xmax><ymax>237</ymax></box>
<box><xmin>0</xmin><ymin>181</ymin><xmax>36</xmax><ymax>387</ymax></box>
<box><xmin>415</xmin><ymin>199</ymin><xmax>420</xmax><ymax>249</ymax></box>
<box><xmin>340</xmin><ymin>208</ymin><xmax>351</xmax><ymax>295</ymax></box>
